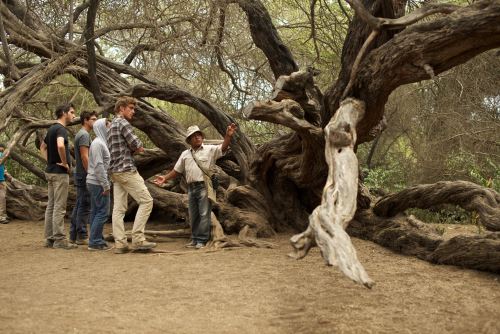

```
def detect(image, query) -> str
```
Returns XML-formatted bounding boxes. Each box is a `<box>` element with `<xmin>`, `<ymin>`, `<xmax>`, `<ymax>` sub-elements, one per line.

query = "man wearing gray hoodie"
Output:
<box><xmin>86</xmin><ymin>118</ymin><xmax>111</xmax><ymax>251</ymax></box>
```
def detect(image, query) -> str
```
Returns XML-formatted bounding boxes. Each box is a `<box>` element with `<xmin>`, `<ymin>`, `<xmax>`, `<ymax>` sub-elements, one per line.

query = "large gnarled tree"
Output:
<box><xmin>0</xmin><ymin>0</ymin><xmax>499</xmax><ymax>286</ymax></box>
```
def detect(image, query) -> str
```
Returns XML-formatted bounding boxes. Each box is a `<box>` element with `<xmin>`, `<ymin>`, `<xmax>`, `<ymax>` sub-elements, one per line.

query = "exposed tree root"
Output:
<box><xmin>6</xmin><ymin>178</ymin><xmax>47</xmax><ymax>221</ymax></box>
<box><xmin>373</xmin><ymin>181</ymin><xmax>500</xmax><ymax>231</ymax></box>
<box><xmin>5</xmin><ymin>177</ymin><xmax>75</xmax><ymax>221</ymax></box>
<box><xmin>350</xmin><ymin>210</ymin><xmax>500</xmax><ymax>273</ymax></box>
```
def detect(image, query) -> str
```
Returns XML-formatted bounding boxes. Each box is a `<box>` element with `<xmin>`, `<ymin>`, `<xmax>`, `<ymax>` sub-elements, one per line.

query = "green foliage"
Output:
<box><xmin>3</xmin><ymin>152</ymin><xmax>45</xmax><ymax>186</ymax></box>
<box><xmin>407</xmin><ymin>207</ymin><xmax>471</xmax><ymax>225</ymax></box>
<box><xmin>358</xmin><ymin>52</ymin><xmax>500</xmax><ymax>229</ymax></box>
<box><xmin>445</xmin><ymin>152</ymin><xmax>500</xmax><ymax>191</ymax></box>
<box><xmin>359</xmin><ymin>137</ymin><xmax>415</xmax><ymax>192</ymax></box>
<box><xmin>362</xmin><ymin>166</ymin><xmax>404</xmax><ymax>193</ymax></box>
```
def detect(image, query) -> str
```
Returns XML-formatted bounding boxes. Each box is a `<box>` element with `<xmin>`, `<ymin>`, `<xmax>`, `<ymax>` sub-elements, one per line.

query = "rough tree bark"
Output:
<box><xmin>289</xmin><ymin>98</ymin><xmax>374</xmax><ymax>288</ymax></box>
<box><xmin>374</xmin><ymin>181</ymin><xmax>500</xmax><ymax>231</ymax></box>
<box><xmin>0</xmin><ymin>0</ymin><xmax>499</xmax><ymax>283</ymax></box>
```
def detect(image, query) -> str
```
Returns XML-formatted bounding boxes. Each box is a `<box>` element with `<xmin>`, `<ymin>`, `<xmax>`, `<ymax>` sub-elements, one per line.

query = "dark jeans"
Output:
<box><xmin>70</xmin><ymin>173</ymin><xmax>89</xmax><ymax>241</ymax></box>
<box><xmin>87</xmin><ymin>183</ymin><xmax>110</xmax><ymax>247</ymax></box>
<box><xmin>188</xmin><ymin>182</ymin><xmax>212</xmax><ymax>244</ymax></box>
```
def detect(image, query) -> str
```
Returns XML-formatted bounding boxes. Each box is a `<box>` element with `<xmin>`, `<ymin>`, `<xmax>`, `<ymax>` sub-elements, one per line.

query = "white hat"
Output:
<box><xmin>185</xmin><ymin>125</ymin><xmax>204</xmax><ymax>144</ymax></box>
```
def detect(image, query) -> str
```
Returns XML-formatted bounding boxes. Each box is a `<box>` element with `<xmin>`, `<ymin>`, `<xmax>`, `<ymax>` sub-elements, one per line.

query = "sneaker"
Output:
<box><xmin>195</xmin><ymin>243</ymin><xmax>206</xmax><ymax>249</ymax></box>
<box><xmin>114</xmin><ymin>246</ymin><xmax>129</xmax><ymax>254</ymax></box>
<box><xmin>44</xmin><ymin>239</ymin><xmax>54</xmax><ymax>248</ymax></box>
<box><xmin>185</xmin><ymin>241</ymin><xmax>197</xmax><ymax>248</ymax></box>
<box><xmin>88</xmin><ymin>244</ymin><xmax>110</xmax><ymax>251</ymax></box>
<box><xmin>131</xmin><ymin>240</ymin><xmax>157</xmax><ymax>251</ymax></box>
<box><xmin>0</xmin><ymin>217</ymin><xmax>9</xmax><ymax>224</ymax></box>
<box><xmin>53</xmin><ymin>240</ymin><xmax>78</xmax><ymax>250</ymax></box>
<box><xmin>75</xmin><ymin>239</ymin><xmax>88</xmax><ymax>245</ymax></box>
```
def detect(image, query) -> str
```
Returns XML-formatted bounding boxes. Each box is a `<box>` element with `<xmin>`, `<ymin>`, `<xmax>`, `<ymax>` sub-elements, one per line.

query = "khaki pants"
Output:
<box><xmin>111</xmin><ymin>171</ymin><xmax>153</xmax><ymax>247</ymax></box>
<box><xmin>44</xmin><ymin>173</ymin><xmax>69</xmax><ymax>241</ymax></box>
<box><xmin>0</xmin><ymin>182</ymin><xmax>6</xmax><ymax>220</ymax></box>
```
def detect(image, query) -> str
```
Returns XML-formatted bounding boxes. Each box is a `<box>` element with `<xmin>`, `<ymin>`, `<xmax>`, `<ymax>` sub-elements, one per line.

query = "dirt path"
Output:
<box><xmin>0</xmin><ymin>220</ymin><xmax>499</xmax><ymax>334</ymax></box>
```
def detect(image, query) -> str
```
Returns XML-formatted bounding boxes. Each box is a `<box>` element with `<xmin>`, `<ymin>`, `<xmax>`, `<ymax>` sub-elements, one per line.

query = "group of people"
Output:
<box><xmin>40</xmin><ymin>96</ymin><xmax>237</xmax><ymax>253</ymax></box>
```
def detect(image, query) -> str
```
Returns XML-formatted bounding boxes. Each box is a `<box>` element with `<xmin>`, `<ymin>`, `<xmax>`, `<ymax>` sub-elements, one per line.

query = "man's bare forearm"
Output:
<box><xmin>57</xmin><ymin>146</ymin><xmax>68</xmax><ymax>165</ymax></box>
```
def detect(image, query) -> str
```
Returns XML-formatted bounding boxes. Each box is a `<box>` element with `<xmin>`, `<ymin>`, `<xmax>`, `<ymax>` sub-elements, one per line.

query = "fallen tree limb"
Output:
<box><xmin>6</xmin><ymin>177</ymin><xmax>47</xmax><ymax>220</ymax></box>
<box><xmin>350</xmin><ymin>210</ymin><xmax>500</xmax><ymax>273</ymax></box>
<box><xmin>373</xmin><ymin>181</ymin><xmax>500</xmax><ymax>231</ymax></box>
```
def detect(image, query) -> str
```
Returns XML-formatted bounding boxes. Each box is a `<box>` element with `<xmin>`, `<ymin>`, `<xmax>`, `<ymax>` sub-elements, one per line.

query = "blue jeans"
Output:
<box><xmin>70</xmin><ymin>173</ymin><xmax>89</xmax><ymax>241</ymax></box>
<box><xmin>87</xmin><ymin>183</ymin><xmax>110</xmax><ymax>247</ymax></box>
<box><xmin>188</xmin><ymin>182</ymin><xmax>212</xmax><ymax>244</ymax></box>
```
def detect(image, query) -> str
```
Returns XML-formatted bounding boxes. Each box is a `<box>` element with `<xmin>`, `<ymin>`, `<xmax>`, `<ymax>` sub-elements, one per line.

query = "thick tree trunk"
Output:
<box><xmin>1</xmin><ymin>0</ymin><xmax>499</xmax><ymax>281</ymax></box>
<box><xmin>290</xmin><ymin>98</ymin><xmax>374</xmax><ymax>288</ymax></box>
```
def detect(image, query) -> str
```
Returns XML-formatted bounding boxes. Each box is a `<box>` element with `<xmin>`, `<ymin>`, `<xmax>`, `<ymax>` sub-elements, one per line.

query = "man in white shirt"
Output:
<box><xmin>154</xmin><ymin>123</ymin><xmax>237</xmax><ymax>249</ymax></box>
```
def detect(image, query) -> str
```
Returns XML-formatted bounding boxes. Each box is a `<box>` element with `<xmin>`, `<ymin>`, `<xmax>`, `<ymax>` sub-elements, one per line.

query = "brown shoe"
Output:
<box><xmin>185</xmin><ymin>241</ymin><xmax>197</xmax><ymax>248</ymax></box>
<box><xmin>114</xmin><ymin>246</ymin><xmax>129</xmax><ymax>254</ymax></box>
<box><xmin>131</xmin><ymin>240</ymin><xmax>157</xmax><ymax>251</ymax></box>
<box><xmin>75</xmin><ymin>239</ymin><xmax>88</xmax><ymax>245</ymax></box>
<box><xmin>53</xmin><ymin>240</ymin><xmax>78</xmax><ymax>250</ymax></box>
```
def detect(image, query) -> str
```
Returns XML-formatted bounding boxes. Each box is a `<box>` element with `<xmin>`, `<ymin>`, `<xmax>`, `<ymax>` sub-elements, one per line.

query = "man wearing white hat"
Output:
<box><xmin>154</xmin><ymin>123</ymin><xmax>237</xmax><ymax>249</ymax></box>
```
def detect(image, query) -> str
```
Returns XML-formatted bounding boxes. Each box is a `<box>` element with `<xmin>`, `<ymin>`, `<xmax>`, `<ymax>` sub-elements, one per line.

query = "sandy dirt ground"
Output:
<box><xmin>0</xmin><ymin>220</ymin><xmax>499</xmax><ymax>334</ymax></box>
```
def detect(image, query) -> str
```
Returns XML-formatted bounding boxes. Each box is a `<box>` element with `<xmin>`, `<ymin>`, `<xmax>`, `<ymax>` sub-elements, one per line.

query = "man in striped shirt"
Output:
<box><xmin>108</xmin><ymin>96</ymin><xmax>156</xmax><ymax>254</ymax></box>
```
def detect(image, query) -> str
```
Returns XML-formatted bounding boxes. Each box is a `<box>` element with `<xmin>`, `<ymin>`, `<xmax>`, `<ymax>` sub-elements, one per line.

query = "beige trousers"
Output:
<box><xmin>0</xmin><ymin>182</ymin><xmax>6</xmax><ymax>220</ymax></box>
<box><xmin>111</xmin><ymin>171</ymin><xmax>153</xmax><ymax>247</ymax></box>
<box><xmin>44</xmin><ymin>173</ymin><xmax>69</xmax><ymax>241</ymax></box>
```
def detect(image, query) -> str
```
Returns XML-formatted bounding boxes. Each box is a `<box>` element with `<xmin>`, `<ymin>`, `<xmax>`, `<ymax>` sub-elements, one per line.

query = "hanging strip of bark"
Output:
<box><xmin>290</xmin><ymin>98</ymin><xmax>374</xmax><ymax>288</ymax></box>
<box><xmin>373</xmin><ymin>180</ymin><xmax>500</xmax><ymax>231</ymax></box>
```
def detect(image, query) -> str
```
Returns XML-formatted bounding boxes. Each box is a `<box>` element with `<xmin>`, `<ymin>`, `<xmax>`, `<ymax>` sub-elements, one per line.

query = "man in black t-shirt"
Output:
<box><xmin>40</xmin><ymin>103</ymin><xmax>77</xmax><ymax>249</ymax></box>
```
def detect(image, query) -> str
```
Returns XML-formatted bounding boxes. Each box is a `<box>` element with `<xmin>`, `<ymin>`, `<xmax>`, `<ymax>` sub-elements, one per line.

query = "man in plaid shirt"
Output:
<box><xmin>108</xmin><ymin>96</ymin><xmax>156</xmax><ymax>253</ymax></box>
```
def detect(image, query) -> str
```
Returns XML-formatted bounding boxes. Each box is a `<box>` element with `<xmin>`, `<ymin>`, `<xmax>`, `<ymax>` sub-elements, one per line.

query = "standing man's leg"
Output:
<box><xmin>188</xmin><ymin>185</ymin><xmax>201</xmax><ymax>244</ymax></box>
<box><xmin>88</xmin><ymin>183</ymin><xmax>109</xmax><ymax>248</ymax></box>
<box><xmin>94</xmin><ymin>187</ymin><xmax>110</xmax><ymax>246</ymax></box>
<box><xmin>196</xmin><ymin>186</ymin><xmax>211</xmax><ymax>245</ymax></box>
<box><xmin>52</xmin><ymin>174</ymin><xmax>72</xmax><ymax>248</ymax></box>
<box><xmin>128</xmin><ymin>172</ymin><xmax>153</xmax><ymax>244</ymax></box>
<box><xmin>44</xmin><ymin>173</ymin><xmax>56</xmax><ymax>246</ymax></box>
<box><xmin>88</xmin><ymin>184</ymin><xmax>98</xmax><ymax>247</ymax></box>
<box><xmin>112</xmin><ymin>171</ymin><xmax>154</xmax><ymax>248</ymax></box>
<box><xmin>75</xmin><ymin>177</ymin><xmax>90</xmax><ymax>242</ymax></box>
<box><xmin>111</xmin><ymin>174</ymin><xmax>129</xmax><ymax>251</ymax></box>
<box><xmin>0</xmin><ymin>181</ymin><xmax>7</xmax><ymax>223</ymax></box>
<box><xmin>69</xmin><ymin>185</ymin><xmax>80</xmax><ymax>242</ymax></box>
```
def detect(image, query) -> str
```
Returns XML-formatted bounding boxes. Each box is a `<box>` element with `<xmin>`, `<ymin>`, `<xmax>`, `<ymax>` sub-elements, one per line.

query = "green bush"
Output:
<box><xmin>407</xmin><ymin>206</ymin><xmax>471</xmax><ymax>225</ymax></box>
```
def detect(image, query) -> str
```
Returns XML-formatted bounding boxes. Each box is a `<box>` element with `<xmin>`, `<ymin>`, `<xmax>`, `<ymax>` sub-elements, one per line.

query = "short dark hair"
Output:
<box><xmin>55</xmin><ymin>102</ymin><xmax>75</xmax><ymax>119</ymax></box>
<box><xmin>114</xmin><ymin>96</ymin><xmax>137</xmax><ymax>114</ymax></box>
<box><xmin>0</xmin><ymin>143</ymin><xmax>5</xmax><ymax>149</ymax></box>
<box><xmin>80</xmin><ymin>111</ymin><xmax>98</xmax><ymax>125</ymax></box>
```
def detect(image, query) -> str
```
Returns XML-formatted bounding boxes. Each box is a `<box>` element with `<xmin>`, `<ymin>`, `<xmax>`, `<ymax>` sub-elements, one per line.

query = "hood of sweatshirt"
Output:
<box><xmin>93</xmin><ymin>118</ymin><xmax>108</xmax><ymax>142</ymax></box>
